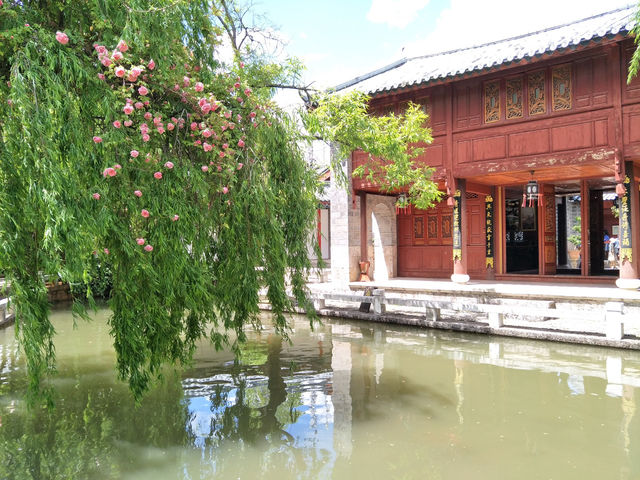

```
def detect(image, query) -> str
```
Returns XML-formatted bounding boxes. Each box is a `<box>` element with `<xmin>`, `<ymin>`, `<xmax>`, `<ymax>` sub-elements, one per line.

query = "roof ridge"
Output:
<box><xmin>408</xmin><ymin>3</ymin><xmax>635</xmax><ymax>62</ymax></box>
<box><xmin>333</xmin><ymin>3</ymin><xmax>636</xmax><ymax>92</ymax></box>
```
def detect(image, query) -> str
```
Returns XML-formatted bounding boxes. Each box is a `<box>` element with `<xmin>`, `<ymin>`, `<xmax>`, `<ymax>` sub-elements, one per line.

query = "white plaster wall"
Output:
<box><xmin>329</xmin><ymin>156</ymin><xmax>361</xmax><ymax>284</ymax></box>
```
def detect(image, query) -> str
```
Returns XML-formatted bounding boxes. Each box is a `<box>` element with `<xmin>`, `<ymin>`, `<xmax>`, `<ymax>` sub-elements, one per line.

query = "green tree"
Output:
<box><xmin>0</xmin><ymin>0</ymin><xmax>439</xmax><ymax>404</ymax></box>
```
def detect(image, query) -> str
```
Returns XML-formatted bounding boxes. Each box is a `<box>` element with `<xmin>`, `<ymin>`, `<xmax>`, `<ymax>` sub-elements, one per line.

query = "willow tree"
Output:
<box><xmin>0</xmin><ymin>0</ymin><xmax>436</xmax><ymax>403</ymax></box>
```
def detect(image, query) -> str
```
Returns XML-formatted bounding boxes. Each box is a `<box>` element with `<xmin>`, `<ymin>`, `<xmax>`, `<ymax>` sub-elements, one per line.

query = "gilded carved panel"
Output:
<box><xmin>552</xmin><ymin>65</ymin><xmax>571</xmax><ymax>111</ymax></box>
<box><xmin>506</xmin><ymin>78</ymin><xmax>523</xmax><ymax>119</ymax></box>
<box><xmin>528</xmin><ymin>71</ymin><xmax>546</xmax><ymax>115</ymax></box>
<box><xmin>484</xmin><ymin>81</ymin><xmax>500</xmax><ymax>123</ymax></box>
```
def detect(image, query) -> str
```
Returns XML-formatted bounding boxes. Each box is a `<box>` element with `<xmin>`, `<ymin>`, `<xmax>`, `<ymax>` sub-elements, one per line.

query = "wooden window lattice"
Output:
<box><xmin>484</xmin><ymin>81</ymin><xmax>500</xmax><ymax>123</ymax></box>
<box><xmin>528</xmin><ymin>71</ymin><xmax>546</xmax><ymax>115</ymax></box>
<box><xmin>552</xmin><ymin>65</ymin><xmax>571</xmax><ymax>111</ymax></box>
<box><xmin>506</xmin><ymin>78</ymin><xmax>523</xmax><ymax>119</ymax></box>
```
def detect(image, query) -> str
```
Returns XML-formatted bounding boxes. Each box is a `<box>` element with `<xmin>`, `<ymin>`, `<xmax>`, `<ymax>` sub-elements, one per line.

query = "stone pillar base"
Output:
<box><xmin>615</xmin><ymin>278</ymin><xmax>640</xmax><ymax>290</ymax></box>
<box><xmin>451</xmin><ymin>273</ymin><xmax>470</xmax><ymax>284</ymax></box>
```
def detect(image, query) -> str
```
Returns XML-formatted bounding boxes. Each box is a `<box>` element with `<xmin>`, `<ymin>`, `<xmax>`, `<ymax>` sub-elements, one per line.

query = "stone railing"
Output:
<box><xmin>310</xmin><ymin>289</ymin><xmax>633</xmax><ymax>341</ymax></box>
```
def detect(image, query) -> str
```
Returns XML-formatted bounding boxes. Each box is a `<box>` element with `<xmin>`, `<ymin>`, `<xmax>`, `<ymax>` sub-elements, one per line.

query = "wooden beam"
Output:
<box><xmin>466</xmin><ymin>181</ymin><xmax>492</xmax><ymax>196</ymax></box>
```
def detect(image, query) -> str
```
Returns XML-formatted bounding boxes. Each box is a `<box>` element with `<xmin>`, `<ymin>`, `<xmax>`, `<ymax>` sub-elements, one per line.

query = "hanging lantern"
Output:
<box><xmin>396</xmin><ymin>193</ymin><xmax>411</xmax><ymax>215</ymax></box>
<box><xmin>522</xmin><ymin>171</ymin><xmax>543</xmax><ymax>207</ymax></box>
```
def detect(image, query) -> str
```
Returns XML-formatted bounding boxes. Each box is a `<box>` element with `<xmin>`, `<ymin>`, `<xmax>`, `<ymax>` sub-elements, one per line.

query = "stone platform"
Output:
<box><xmin>305</xmin><ymin>278</ymin><xmax>640</xmax><ymax>350</ymax></box>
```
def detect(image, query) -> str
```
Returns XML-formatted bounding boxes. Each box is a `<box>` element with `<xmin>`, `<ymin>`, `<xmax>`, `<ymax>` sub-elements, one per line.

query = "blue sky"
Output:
<box><xmin>259</xmin><ymin>0</ymin><xmax>633</xmax><ymax>92</ymax></box>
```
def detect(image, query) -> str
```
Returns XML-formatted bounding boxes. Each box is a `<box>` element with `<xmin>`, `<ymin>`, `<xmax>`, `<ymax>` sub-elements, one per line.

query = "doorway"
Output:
<box><xmin>505</xmin><ymin>187</ymin><xmax>538</xmax><ymax>274</ymax></box>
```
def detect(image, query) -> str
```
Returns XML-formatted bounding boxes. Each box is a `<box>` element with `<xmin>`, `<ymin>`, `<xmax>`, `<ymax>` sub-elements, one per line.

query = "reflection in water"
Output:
<box><xmin>0</xmin><ymin>310</ymin><xmax>639</xmax><ymax>479</ymax></box>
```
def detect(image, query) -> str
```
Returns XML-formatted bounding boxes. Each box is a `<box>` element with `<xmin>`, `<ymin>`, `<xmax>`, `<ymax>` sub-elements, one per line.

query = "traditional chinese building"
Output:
<box><xmin>328</xmin><ymin>5</ymin><xmax>640</xmax><ymax>289</ymax></box>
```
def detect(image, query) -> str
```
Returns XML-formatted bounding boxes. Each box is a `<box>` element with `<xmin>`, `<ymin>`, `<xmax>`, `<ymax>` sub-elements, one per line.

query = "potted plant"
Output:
<box><xmin>567</xmin><ymin>216</ymin><xmax>581</xmax><ymax>268</ymax></box>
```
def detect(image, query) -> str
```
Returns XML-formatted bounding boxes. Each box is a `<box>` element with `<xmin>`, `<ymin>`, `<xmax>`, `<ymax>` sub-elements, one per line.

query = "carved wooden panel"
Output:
<box><xmin>426</xmin><ymin>215</ymin><xmax>438</xmax><ymax>240</ymax></box>
<box><xmin>528</xmin><ymin>71</ymin><xmax>546</xmax><ymax>115</ymax></box>
<box><xmin>552</xmin><ymin>65</ymin><xmax>572</xmax><ymax>111</ymax></box>
<box><xmin>484</xmin><ymin>81</ymin><xmax>500</xmax><ymax>123</ymax></box>
<box><xmin>506</xmin><ymin>78</ymin><xmax>523</xmax><ymax>119</ymax></box>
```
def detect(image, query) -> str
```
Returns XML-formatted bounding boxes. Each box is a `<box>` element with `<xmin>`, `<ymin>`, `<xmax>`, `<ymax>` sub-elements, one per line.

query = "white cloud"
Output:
<box><xmin>366</xmin><ymin>0</ymin><xmax>431</xmax><ymax>28</ymax></box>
<box><xmin>403</xmin><ymin>0</ymin><xmax>632</xmax><ymax>57</ymax></box>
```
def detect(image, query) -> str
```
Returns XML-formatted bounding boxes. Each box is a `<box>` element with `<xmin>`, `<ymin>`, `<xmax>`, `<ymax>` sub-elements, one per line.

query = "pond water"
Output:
<box><xmin>1</xmin><ymin>308</ymin><xmax>639</xmax><ymax>479</ymax></box>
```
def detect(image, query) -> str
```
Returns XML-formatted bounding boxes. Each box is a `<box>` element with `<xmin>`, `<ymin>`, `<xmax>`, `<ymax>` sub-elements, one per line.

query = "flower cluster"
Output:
<box><xmin>89</xmin><ymin>40</ymin><xmax>272</xmax><ymax>256</ymax></box>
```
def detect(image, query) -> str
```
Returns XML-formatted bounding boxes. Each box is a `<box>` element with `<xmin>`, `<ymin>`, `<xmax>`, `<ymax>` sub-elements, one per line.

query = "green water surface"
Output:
<box><xmin>0</xmin><ymin>308</ymin><xmax>639</xmax><ymax>479</ymax></box>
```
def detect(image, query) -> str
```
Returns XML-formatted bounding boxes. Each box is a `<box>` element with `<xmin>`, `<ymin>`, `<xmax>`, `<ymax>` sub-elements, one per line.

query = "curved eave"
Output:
<box><xmin>366</xmin><ymin>32</ymin><xmax>629</xmax><ymax>99</ymax></box>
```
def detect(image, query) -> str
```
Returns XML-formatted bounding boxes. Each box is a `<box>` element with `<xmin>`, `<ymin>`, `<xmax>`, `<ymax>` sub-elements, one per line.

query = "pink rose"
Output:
<box><xmin>244</xmin><ymin>88</ymin><xmax>252</xmax><ymax>96</ymax></box>
<box><xmin>144</xmin><ymin>244</ymin><xmax>153</xmax><ymax>252</ymax></box>
<box><xmin>172</xmin><ymin>215</ymin><xmax>179</xmax><ymax>221</ymax></box>
<box><xmin>234</xmin><ymin>82</ymin><xmax>240</xmax><ymax>89</ymax></box>
<box><xmin>138</xmin><ymin>86</ymin><xmax>148</xmax><ymax>96</ymax></box>
<box><xmin>148</xmin><ymin>59</ymin><xmax>155</xmax><ymax>70</ymax></box>
<box><xmin>236</xmin><ymin>96</ymin><xmax>243</xmax><ymax>103</ymax></box>
<box><xmin>141</xmin><ymin>209</ymin><xmax>150</xmax><ymax>218</ymax></box>
<box><xmin>95</xmin><ymin>45</ymin><xmax>107</xmax><ymax>54</ymax></box>
<box><xmin>157</xmin><ymin>126</ymin><xmax>165</xmax><ymax>134</ymax></box>
<box><xmin>154</xmin><ymin>171</ymin><xmax>162</xmax><ymax>179</ymax></box>
<box><xmin>117</xmin><ymin>40</ymin><xmax>128</xmax><ymax>52</ymax></box>
<box><xmin>104</xmin><ymin>248</ymin><xmax>110</xmax><ymax>255</ymax></box>
<box><xmin>203</xmin><ymin>143</ymin><xmax>212</xmax><ymax>152</ymax></box>
<box><xmin>103</xmin><ymin>167</ymin><xmax>117</xmax><ymax>177</ymax></box>
<box><xmin>115</xmin><ymin>66</ymin><xmax>125</xmax><ymax>78</ymax></box>
<box><xmin>211</xmin><ymin>102</ymin><xmax>219</xmax><ymax>111</ymax></box>
<box><xmin>249</xmin><ymin>111</ymin><xmax>256</xmax><ymax>118</ymax></box>
<box><xmin>113</xmin><ymin>120</ymin><xmax>121</xmax><ymax>128</ymax></box>
<box><xmin>195</xmin><ymin>82</ymin><xmax>204</xmax><ymax>92</ymax></box>
<box><xmin>112</xmin><ymin>51</ymin><xmax>123</xmax><ymax>61</ymax></box>
<box><xmin>237</xmin><ymin>163</ymin><xmax>243</xmax><ymax>169</ymax></box>
<box><xmin>164</xmin><ymin>161</ymin><xmax>174</xmax><ymax>169</ymax></box>
<box><xmin>224</xmin><ymin>112</ymin><xmax>231</xmax><ymax>119</ymax></box>
<box><xmin>114</xmin><ymin>164</ymin><xmax>122</xmax><ymax>169</ymax></box>
<box><xmin>93</xmin><ymin>136</ymin><xmax>102</xmax><ymax>143</ymax></box>
<box><xmin>201</xmin><ymin>165</ymin><xmax>209</xmax><ymax>172</ymax></box>
<box><xmin>183</xmin><ymin>76</ymin><xmax>190</xmax><ymax>86</ymax></box>
<box><xmin>222</xmin><ymin>143</ymin><xmax>228</xmax><ymax>150</ymax></box>
<box><xmin>144</xmin><ymin>112</ymin><xmax>152</xmax><ymax>120</ymax></box>
<box><xmin>134</xmin><ymin>190</ymin><xmax>142</xmax><ymax>197</ymax></box>
<box><xmin>98</xmin><ymin>73</ymin><xmax>106</xmax><ymax>80</ymax></box>
<box><xmin>237</xmin><ymin>139</ymin><xmax>245</xmax><ymax>148</ymax></box>
<box><xmin>123</xmin><ymin>105</ymin><xmax>134</xmax><ymax>115</ymax></box>
<box><xmin>130</xmin><ymin>150</ymin><xmax>139</xmax><ymax>158</ymax></box>
<box><xmin>222</xmin><ymin>186</ymin><xmax>229</xmax><ymax>194</ymax></box>
<box><xmin>190</xmin><ymin>122</ymin><xmax>198</xmax><ymax>131</ymax></box>
<box><xmin>124</xmin><ymin>120</ymin><xmax>133</xmax><ymax>127</ymax></box>
<box><xmin>167</xmin><ymin>123</ymin><xmax>175</xmax><ymax>131</ymax></box>
<box><xmin>142</xmin><ymin>133</ymin><xmax>150</xmax><ymax>142</ymax></box>
<box><xmin>92</xmin><ymin>193</ymin><xmax>100</xmax><ymax>200</ymax></box>
<box><xmin>135</xmin><ymin>101</ymin><xmax>144</xmax><ymax>110</ymax></box>
<box><xmin>55</xmin><ymin>31</ymin><xmax>69</xmax><ymax>45</ymax></box>
<box><xmin>101</xmin><ymin>56</ymin><xmax>113</xmax><ymax>67</ymax></box>
<box><xmin>153</xmin><ymin>116</ymin><xmax>161</xmax><ymax>125</ymax></box>
<box><xmin>202</xmin><ymin>129</ymin><xmax>212</xmax><ymax>138</ymax></box>
<box><xmin>136</xmin><ymin>238</ymin><xmax>145</xmax><ymax>245</ymax></box>
<box><xmin>219</xmin><ymin>151</ymin><xmax>226</xmax><ymax>158</ymax></box>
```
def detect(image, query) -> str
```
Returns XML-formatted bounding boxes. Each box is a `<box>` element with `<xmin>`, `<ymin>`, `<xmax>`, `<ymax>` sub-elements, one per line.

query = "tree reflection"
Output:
<box><xmin>0</xmin><ymin>371</ymin><xmax>190</xmax><ymax>480</ymax></box>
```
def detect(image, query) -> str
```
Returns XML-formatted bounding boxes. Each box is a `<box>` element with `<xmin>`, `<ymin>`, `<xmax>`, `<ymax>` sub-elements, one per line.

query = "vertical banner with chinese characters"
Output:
<box><xmin>620</xmin><ymin>168</ymin><xmax>633</xmax><ymax>262</ymax></box>
<box><xmin>452</xmin><ymin>190</ymin><xmax>462</xmax><ymax>261</ymax></box>
<box><xmin>485</xmin><ymin>195</ymin><xmax>494</xmax><ymax>268</ymax></box>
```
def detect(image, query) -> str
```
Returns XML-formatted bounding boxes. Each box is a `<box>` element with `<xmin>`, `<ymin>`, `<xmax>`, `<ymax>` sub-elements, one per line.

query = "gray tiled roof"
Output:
<box><xmin>335</xmin><ymin>4</ymin><xmax>636</xmax><ymax>95</ymax></box>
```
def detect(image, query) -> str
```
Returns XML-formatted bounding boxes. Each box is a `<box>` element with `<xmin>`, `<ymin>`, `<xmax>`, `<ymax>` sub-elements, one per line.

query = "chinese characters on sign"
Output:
<box><xmin>452</xmin><ymin>191</ymin><xmax>462</xmax><ymax>261</ymax></box>
<box><xmin>485</xmin><ymin>195</ymin><xmax>494</xmax><ymax>268</ymax></box>
<box><xmin>620</xmin><ymin>173</ymin><xmax>633</xmax><ymax>262</ymax></box>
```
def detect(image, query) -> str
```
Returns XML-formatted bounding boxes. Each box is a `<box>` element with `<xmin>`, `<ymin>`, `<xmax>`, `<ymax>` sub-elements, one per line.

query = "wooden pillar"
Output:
<box><xmin>616</xmin><ymin>162</ymin><xmax>640</xmax><ymax>289</ymax></box>
<box><xmin>451</xmin><ymin>179</ymin><xmax>469</xmax><ymax>283</ymax></box>
<box><xmin>539</xmin><ymin>184</ymin><xmax>557</xmax><ymax>275</ymax></box>
<box><xmin>580</xmin><ymin>180</ymin><xmax>590</xmax><ymax>276</ymax></box>
<box><xmin>485</xmin><ymin>191</ymin><xmax>496</xmax><ymax>279</ymax></box>
<box><xmin>358</xmin><ymin>192</ymin><xmax>370</xmax><ymax>282</ymax></box>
